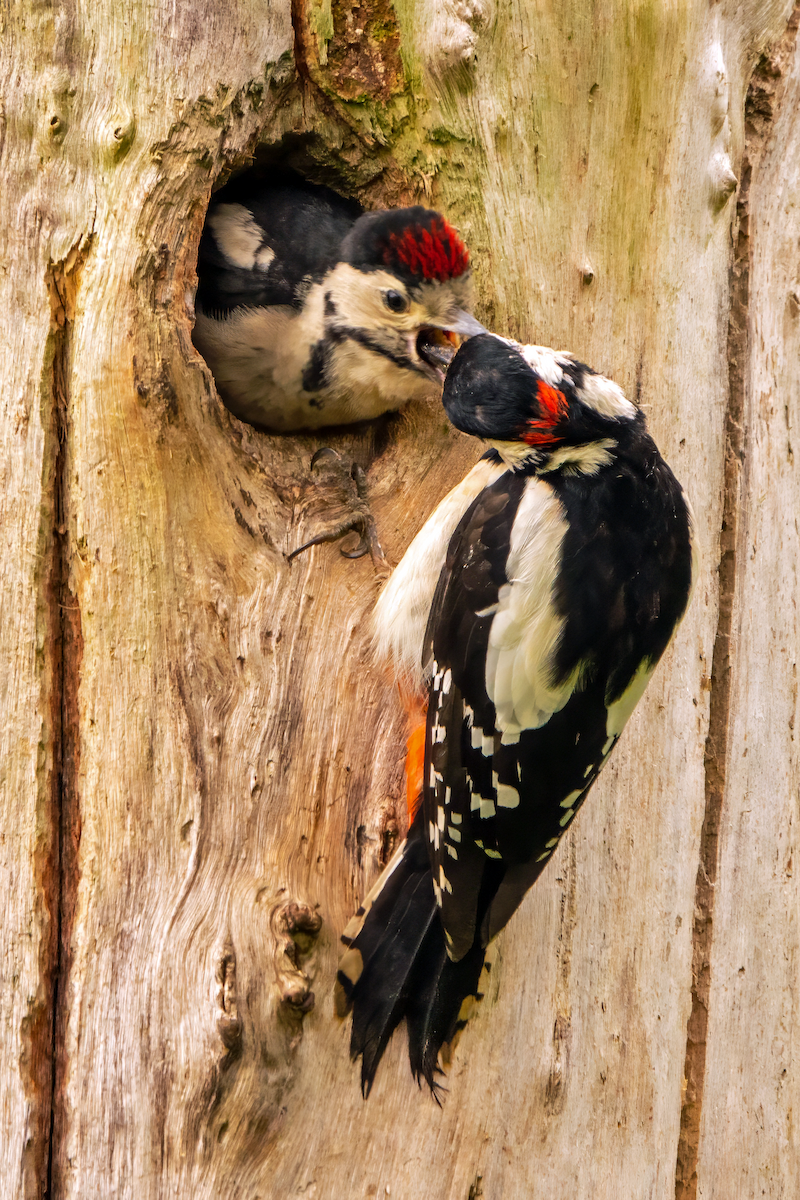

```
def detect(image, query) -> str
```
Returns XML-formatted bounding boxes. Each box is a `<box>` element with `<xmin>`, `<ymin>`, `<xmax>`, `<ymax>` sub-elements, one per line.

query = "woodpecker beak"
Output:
<box><xmin>416</xmin><ymin>311</ymin><xmax>488</xmax><ymax>378</ymax></box>
<box><xmin>445</xmin><ymin>311</ymin><xmax>489</xmax><ymax>338</ymax></box>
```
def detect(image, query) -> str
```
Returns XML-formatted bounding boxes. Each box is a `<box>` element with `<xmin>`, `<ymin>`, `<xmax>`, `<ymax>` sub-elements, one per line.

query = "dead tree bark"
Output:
<box><xmin>1</xmin><ymin>1</ymin><xmax>799</xmax><ymax>1197</ymax></box>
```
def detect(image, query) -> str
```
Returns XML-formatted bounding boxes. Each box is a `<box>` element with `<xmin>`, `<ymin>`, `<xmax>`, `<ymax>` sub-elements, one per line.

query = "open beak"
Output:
<box><xmin>416</xmin><ymin>310</ymin><xmax>488</xmax><ymax>377</ymax></box>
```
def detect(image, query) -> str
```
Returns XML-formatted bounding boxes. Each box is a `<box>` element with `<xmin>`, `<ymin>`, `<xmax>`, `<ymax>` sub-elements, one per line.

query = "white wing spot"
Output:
<box><xmin>476</xmin><ymin>602</ymin><xmax>500</xmax><ymax>618</ymax></box>
<box><xmin>584</xmin><ymin>764</ymin><xmax>594</xmax><ymax>778</ymax></box>
<box><xmin>481</xmin><ymin>734</ymin><xmax>494</xmax><ymax>756</ymax></box>
<box><xmin>559</xmin><ymin>808</ymin><xmax>575</xmax><ymax>827</ymax></box>
<box><xmin>437</xmin><ymin>807</ymin><xmax>445</xmax><ymax>831</ymax></box>
<box><xmin>428</xmin><ymin>821</ymin><xmax>436</xmax><ymax>843</ymax></box>
<box><xmin>560</xmin><ymin>789</ymin><xmax>583</xmax><ymax>809</ymax></box>
<box><xmin>447</xmin><ymin>844</ymin><xmax>458</xmax><ymax>859</ymax></box>
<box><xmin>470</xmin><ymin>793</ymin><xmax>481</xmax><ymax>812</ymax></box>
<box><xmin>501</xmin><ymin>730</ymin><xmax>520</xmax><ymax>746</ymax></box>
<box><xmin>448</xmin><ymin>826</ymin><xmax>462</xmax><ymax>842</ymax></box>
<box><xmin>484</xmin><ymin>847</ymin><xmax>502</xmax><ymax>859</ymax></box>
<box><xmin>439</xmin><ymin>866</ymin><xmax>453</xmax><ymax>894</ymax></box>
<box><xmin>444</xmin><ymin>786</ymin><xmax>452</xmax><ymax>806</ymax></box>
<box><xmin>494</xmin><ymin>773</ymin><xmax>520</xmax><ymax>809</ymax></box>
<box><xmin>442</xmin><ymin>669</ymin><xmax>452</xmax><ymax>694</ymax></box>
<box><xmin>602</xmin><ymin>735</ymin><xmax>617</xmax><ymax>756</ymax></box>
<box><xmin>451</xmin><ymin>812</ymin><xmax>462</xmax><ymax>825</ymax></box>
<box><xmin>479</xmin><ymin>798</ymin><xmax>496</xmax><ymax>819</ymax></box>
<box><xmin>545</xmin><ymin>837</ymin><xmax>559</xmax><ymax>848</ymax></box>
<box><xmin>535</xmin><ymin>850</ymin><xmax>551</xmax><ymax>861</ymax></box>
<box><xmin>471</xmin><ymin>727</ymin><xmax>483</xmax><ymax>751</ymax></box>
<box><xmin>433</xmin><ymin>725</ymin><xmax>446</xmax><ymax>743</ymax></box>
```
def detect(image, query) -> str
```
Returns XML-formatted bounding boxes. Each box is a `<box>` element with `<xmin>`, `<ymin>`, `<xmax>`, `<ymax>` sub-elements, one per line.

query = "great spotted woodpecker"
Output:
<box><xmin>192</xmin><ymin>172</ymin><xmax>483</xmax><ymax>432</ymax></box>
<box><xmin>336</xmin><ymin>333</ymin><xmax>697</xmax><ymax>1094</ymax></box>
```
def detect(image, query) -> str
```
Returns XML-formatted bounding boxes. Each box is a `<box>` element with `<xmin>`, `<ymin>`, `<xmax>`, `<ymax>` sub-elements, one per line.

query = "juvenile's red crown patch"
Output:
<box><xmin>384</xmin><ymin>218</ymin><xmax>469</xmax><ymax>282</ymax></box>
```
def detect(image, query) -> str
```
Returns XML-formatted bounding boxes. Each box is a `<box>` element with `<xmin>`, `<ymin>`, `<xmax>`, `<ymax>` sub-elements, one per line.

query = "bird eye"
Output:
<box><xmin>384</xmin><ymin>289</ymin><xmax>409</xmax><ymax>314</ymax></box>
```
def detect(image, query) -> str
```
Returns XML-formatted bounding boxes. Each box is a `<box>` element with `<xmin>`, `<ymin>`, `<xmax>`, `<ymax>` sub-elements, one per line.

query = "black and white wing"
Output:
<box><xmin>422</xmin><ymin>439</ymin><xmax>694</xmax><ymax>962</ymax></box>
<box><xmin>196</xmin><ymin>173</ymin><xmax>362</xmax><ymax>315</ymax></box>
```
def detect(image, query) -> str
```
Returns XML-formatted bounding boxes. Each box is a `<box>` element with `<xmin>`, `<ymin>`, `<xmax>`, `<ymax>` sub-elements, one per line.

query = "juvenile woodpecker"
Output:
<box><xmin>192</xmin><ymin>172</ymin><xmax>482</xmax><ymax>432</ymax></box>
<box><xmin>336</xmin><ymin>333</ymin><xmax>697</xmax><ymax>1094</ymax></box>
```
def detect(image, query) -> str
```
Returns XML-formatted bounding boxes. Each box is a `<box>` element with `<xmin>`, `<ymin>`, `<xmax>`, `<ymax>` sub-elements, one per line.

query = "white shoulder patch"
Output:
<box><xmin>604</xmin><ymin>659</ymin><xmax>655</xmax><ymax>745</ymax></box>
<box><xmin>684</xmin><ymin>489</ymin><xmax>701</xmax><ymax>605</ymax></box>
<box><xmin>539</xmin><ymin>438</ymin><xmax>616</xmax><ymax>476</ymax></box>
<box><xmin>373</xmin><ymin>456</ymin><xmax>509</xmax><ymax>684</ymax></box>
<box><xmin>485</xmin><ymin>477</ymin><xmax>577</xmax><ymax>734</ymax></box>
<box><xmin>208</xmin><ymin>203</ymin><xmax>275</xmax><ymax>272</ymax></box>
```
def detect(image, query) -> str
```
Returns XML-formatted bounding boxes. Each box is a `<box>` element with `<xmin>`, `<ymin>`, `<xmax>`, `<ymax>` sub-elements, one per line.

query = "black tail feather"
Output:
<box><xmin>405</xmin><ymin>937</ymin><xmax>487</xmax><ymax>1088</ymax></box>
<box><xmin>338</xmin><ymin>813</ymin><xmax>488</xmax><ymax>1096</ymax></box>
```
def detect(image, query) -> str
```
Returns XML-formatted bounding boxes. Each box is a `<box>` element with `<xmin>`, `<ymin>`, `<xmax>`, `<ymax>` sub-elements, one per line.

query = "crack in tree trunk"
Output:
<box><xmin>674</xmin><ymin>8</ymin><xmax>800</xmax><ymax>1196</ymax></box>
<box><xmin>41</xmin><ymin>253</ymin><xmax>87</xmax><ymax>1200</ymax></box>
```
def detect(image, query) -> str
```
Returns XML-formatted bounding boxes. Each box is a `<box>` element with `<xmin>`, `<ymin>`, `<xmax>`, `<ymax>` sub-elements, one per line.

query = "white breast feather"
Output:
<box><xmin>485</xmin><ymin>478</ymin><xmax>576</xmax><ymax>734</ymax></box>
<box><xmin>373</xmin><ymin>457</ymin><xmax>509</xmax><ymax>684</ymax></box>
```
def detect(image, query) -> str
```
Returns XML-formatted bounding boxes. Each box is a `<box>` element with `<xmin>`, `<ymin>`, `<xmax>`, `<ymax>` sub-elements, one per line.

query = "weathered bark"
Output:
<box><xmin>1</xmin><ymin>1</ymin><xmax>798</xmax><ymax>1197</ymax></box>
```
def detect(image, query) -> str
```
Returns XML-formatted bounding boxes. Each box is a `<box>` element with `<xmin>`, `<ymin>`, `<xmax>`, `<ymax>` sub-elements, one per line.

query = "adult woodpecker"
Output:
<box><xmin>192</xmin><ymin>172</ymin><xmax>482</xmax><ymax>432</ymax></box>
<box><xmin>336</xmin><ymin>333</ymin><xmax>697</xmax><ymax>1094</ymax></box>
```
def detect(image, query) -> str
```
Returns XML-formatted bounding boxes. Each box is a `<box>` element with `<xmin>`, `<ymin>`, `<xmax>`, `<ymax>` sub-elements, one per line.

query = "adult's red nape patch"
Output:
<box><xmin>522</xmin><ymin>379</ymin><xmax>570</xmax><ymax>446</ymax></box>
<box><xmin>383</xmin><ymin>217</ymin><xmax>470</xmax><ymax>282</ymax></box>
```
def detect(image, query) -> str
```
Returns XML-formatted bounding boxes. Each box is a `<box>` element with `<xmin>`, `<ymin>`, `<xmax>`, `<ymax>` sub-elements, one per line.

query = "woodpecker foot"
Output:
<box><xmin>287</xmin><ymin>448</ymin><xmax>389</xmax><ymax>570</ymax></box>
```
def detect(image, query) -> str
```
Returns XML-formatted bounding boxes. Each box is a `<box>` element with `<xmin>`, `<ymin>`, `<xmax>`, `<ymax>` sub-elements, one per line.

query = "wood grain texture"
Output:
<box><xmin>0</xmin><ymin>0</ymin><xmax>798</xmax><ymax>1196</ymax></box>
<box><xmin>697</xmin><ymin>10</ymin><xmax>800</xmax><ymax>1198</ymax></box>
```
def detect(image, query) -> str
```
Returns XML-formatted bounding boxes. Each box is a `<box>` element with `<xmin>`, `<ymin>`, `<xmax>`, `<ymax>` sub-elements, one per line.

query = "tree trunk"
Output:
<box><xmin>2</xmin><ymin>1</ymin><xmax>799</xmax><ymax>1196</ymax></box>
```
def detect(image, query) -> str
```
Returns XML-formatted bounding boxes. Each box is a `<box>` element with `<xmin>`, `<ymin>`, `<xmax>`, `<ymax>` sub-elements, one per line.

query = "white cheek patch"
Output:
<box><xmin>574</xmin><ymin>371</ymin><xmax>636</xmax><ymax>420</ymax></box>
<box><xmin>520</xmin><ymin>344</ymin><xmax>565</xmax><ymax>386</ymax></box>
<box><xmin>209</xmin><ymin>203</ymin><xmax>272</xmax><ymax>271</ymax></box>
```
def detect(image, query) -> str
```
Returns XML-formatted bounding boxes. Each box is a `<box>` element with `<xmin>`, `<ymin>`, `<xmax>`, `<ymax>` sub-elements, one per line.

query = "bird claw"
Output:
<box><xmin>287</xmin><ymin>449</ymin><xmax>389</xmax><ymax>570</ymax></box>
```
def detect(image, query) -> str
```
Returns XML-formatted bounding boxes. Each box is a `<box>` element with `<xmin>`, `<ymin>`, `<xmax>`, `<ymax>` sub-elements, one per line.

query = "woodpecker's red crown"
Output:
<box><xmin>382</xmin><ymin>217</ymin><xmax>470</xmax><ymax>282</ymax></box>
<box><xmin>342</xmin><ymin>207</ymin><xmax>470</xmax><ymax>287</ymax></box>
